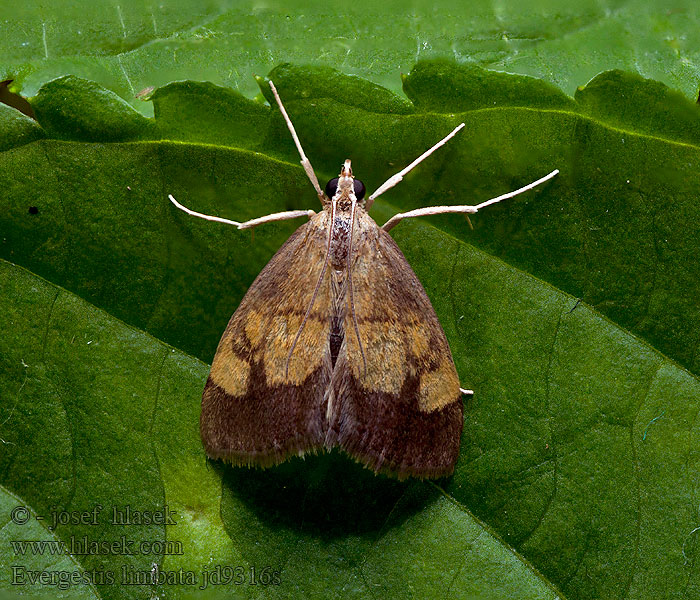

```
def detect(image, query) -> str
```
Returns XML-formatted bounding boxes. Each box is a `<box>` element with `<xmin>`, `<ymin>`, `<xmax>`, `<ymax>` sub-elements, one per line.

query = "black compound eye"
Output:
<box><xmin>324</xmin><ymin>177</ymin><xmax>339</xmax><ymax>198</ymax></box>
<box><xmin>353</xmin><ymin>179</ymin><xmax>366</xmax><ymax>201</ymax></box>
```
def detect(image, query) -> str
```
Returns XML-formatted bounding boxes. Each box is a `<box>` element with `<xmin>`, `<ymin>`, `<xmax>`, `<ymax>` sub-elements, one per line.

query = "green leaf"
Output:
<box><xmin>0</xmin><ymin>259</ymin><xmax>560</xmax><ymax>600</ymax></box>
<box><xmin>3</xmin><ymin>60</ymin><xmax>700</xmax><ymax>599</ymax></box>
<box><xmin>392</xmin><ymin>221</ymin><xmax>700</xmax><ymax>600</ymax></box>
<box><xmin>0</xmin><ymin>105</ymin><xmax>43</xmax><ymax>152</ymax></box>
<box><xmin>403</xmin><ymin>59</ymin><xmax>576</xmax><ymax>113</ymax></box>
<box><xmin>574</xmin><ymin>69</ymin><xmax>700</xmax><ymax>145</ymax></box>
<box><xmin>260</xmin><ymin>63</ymin><xmax>414</xmax><ymax>115</ymax></box>
<box><xmin>31</xmin><ymin>75</ymin><xmax>154</xmax><ymax>141</ymax></box>
<box><xmin>151</xmin><ymin>81</ymin><xmax>270</xmax><ymax>148</ymax></box>
<box><xmin>5</xmin><ymin>0</ymin><xmax>700</xmax><ymax>111</ymax></box>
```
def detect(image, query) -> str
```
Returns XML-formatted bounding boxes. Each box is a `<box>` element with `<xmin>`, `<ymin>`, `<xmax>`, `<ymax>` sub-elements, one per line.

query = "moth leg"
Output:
<box><xmin>460</xmin><ymin>387</ymin><xmax>474</xmax><ymax>396</ymax></box>
<box><xmin>367</xmin><ymin>123</ymin><xmax>466</xmax><ymax>208</ymax></box>
<box><xmin>267</xmin><ymin>80</ymin><xmax>325</xmax><ymax>201</ymax></box>
<box><xmin>168</xmin><ymin>195</ymin><xmax>315</xmax><ymax>230</ymax></box>
<box><xmin>381</xmin><ymin>169</ymin><xmax>559</xmax><ymax>232</ymax></box>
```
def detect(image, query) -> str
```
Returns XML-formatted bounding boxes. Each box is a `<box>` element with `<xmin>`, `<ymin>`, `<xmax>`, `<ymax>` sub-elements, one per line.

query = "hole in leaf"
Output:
<box><xmin>0</xmin><ymin>80</ymin><xmax>34</xmax><ymax>119</ymax></box>
<box><xmin>135</xmin><ymin>86</ymin><xmax>155</xmax><ymax>100</ymax></box>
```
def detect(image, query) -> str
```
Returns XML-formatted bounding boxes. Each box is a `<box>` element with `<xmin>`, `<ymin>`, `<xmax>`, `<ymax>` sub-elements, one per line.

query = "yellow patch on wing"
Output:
<box><xmin>405</xmin><ymin>320</ymin><xmax>432</xmax><ymax>376</ymax></box>
<box><xmin>347</xmin><ymin>320</ymin><xmax>407</xmax><ymax>394</ymax></box>
<box><xmin>209</xmin><ymin>337</ymin><xmax>250</xmax><ymax>397</ymax></box>
<box><xmin>263</xmin><ymin>314</ymin><xmax>330</xmax><ymax>386</ymax></box>
<box><xmin>244</xmin><ymin>309</ymin><xmax>268</xmax><ymax>347</ymax></box>
<box><xmin>418</xmin><ymin>360</ymin><xmax>460</xmax><ymax>412</ymax></box>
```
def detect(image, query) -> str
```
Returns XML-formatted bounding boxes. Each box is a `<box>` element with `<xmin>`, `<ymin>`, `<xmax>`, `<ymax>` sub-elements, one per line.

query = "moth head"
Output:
<box><xmin>324</xmin><ymin>159</ymin><xmax>366</xmax><ymax>207</ymax></box>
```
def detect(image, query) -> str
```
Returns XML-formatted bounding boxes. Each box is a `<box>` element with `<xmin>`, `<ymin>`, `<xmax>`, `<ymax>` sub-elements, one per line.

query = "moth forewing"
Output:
<box><xmin>201</xmin><ymin>217</ymin><xmax>332</xmax><ymax>466</ymax></box>
<box><xmin>325</xmin><ymin>209</ymin><xmax>463</xmax><ymax>479</ymax></box>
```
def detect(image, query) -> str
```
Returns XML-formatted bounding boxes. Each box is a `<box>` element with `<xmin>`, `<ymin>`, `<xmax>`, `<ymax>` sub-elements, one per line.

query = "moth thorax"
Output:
<box><xmin>328</xmin><ymin>214</ymin><xmax>353</xmax><ymax>270</ymax></box>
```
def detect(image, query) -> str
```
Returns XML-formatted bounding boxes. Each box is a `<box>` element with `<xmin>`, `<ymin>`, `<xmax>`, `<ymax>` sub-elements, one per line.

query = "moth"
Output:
<box><xmin>169</xmin><ymin>80</ymin><xmax>558</xmax><ymax>480</ymax></box>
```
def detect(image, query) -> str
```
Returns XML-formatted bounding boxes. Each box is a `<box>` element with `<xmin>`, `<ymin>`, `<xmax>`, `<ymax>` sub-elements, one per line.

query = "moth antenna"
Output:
<box><xmin>169</xmin><ymin>194</ymin><xmax>243</xmax><ymax>227</ymax></box>
<box><xmin>381</xmin><ymin>169</ymin><xmax>559</xmax><ymax>232</ymax></box>
<box><xmin>285</xmin><ymin>198</ymin><xmax>336</xmax><ymax>378</ymax></box>
<box><xmin>367</xmin><ymin>123</ymin><xmax>465</xmax><ymax>207</ymax></box>
<box><xmin>168</xmin><ymin>194</ymin><xmax>314</xmax><ymax>230</ymax></box>
<box><xmin>268</xmin><ymin>80</ymin><xmax>324</xmax><ymax>201</ymax></box>
<box><xmin>346</xmin><ymin>197</ymin><xmax>367</xmax><ymax>378</ymax></box>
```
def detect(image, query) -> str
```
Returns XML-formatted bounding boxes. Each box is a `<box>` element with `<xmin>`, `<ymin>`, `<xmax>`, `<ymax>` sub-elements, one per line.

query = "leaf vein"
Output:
<box><xmin>517</xmin><ymin>299</ymin><xmax>566</xmax><ymax>547</ymax></box>
<box><xmin>621</xmin><ymin>360</ymin><xmax>665</xmax><ymax>599</ymax></box>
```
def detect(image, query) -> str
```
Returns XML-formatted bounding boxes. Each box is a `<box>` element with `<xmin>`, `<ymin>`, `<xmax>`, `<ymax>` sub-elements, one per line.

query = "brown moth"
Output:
<box><xmin>169</xmin><ymin>80</ymin><xmax>558</xmax><ymax>480</ymax></box>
